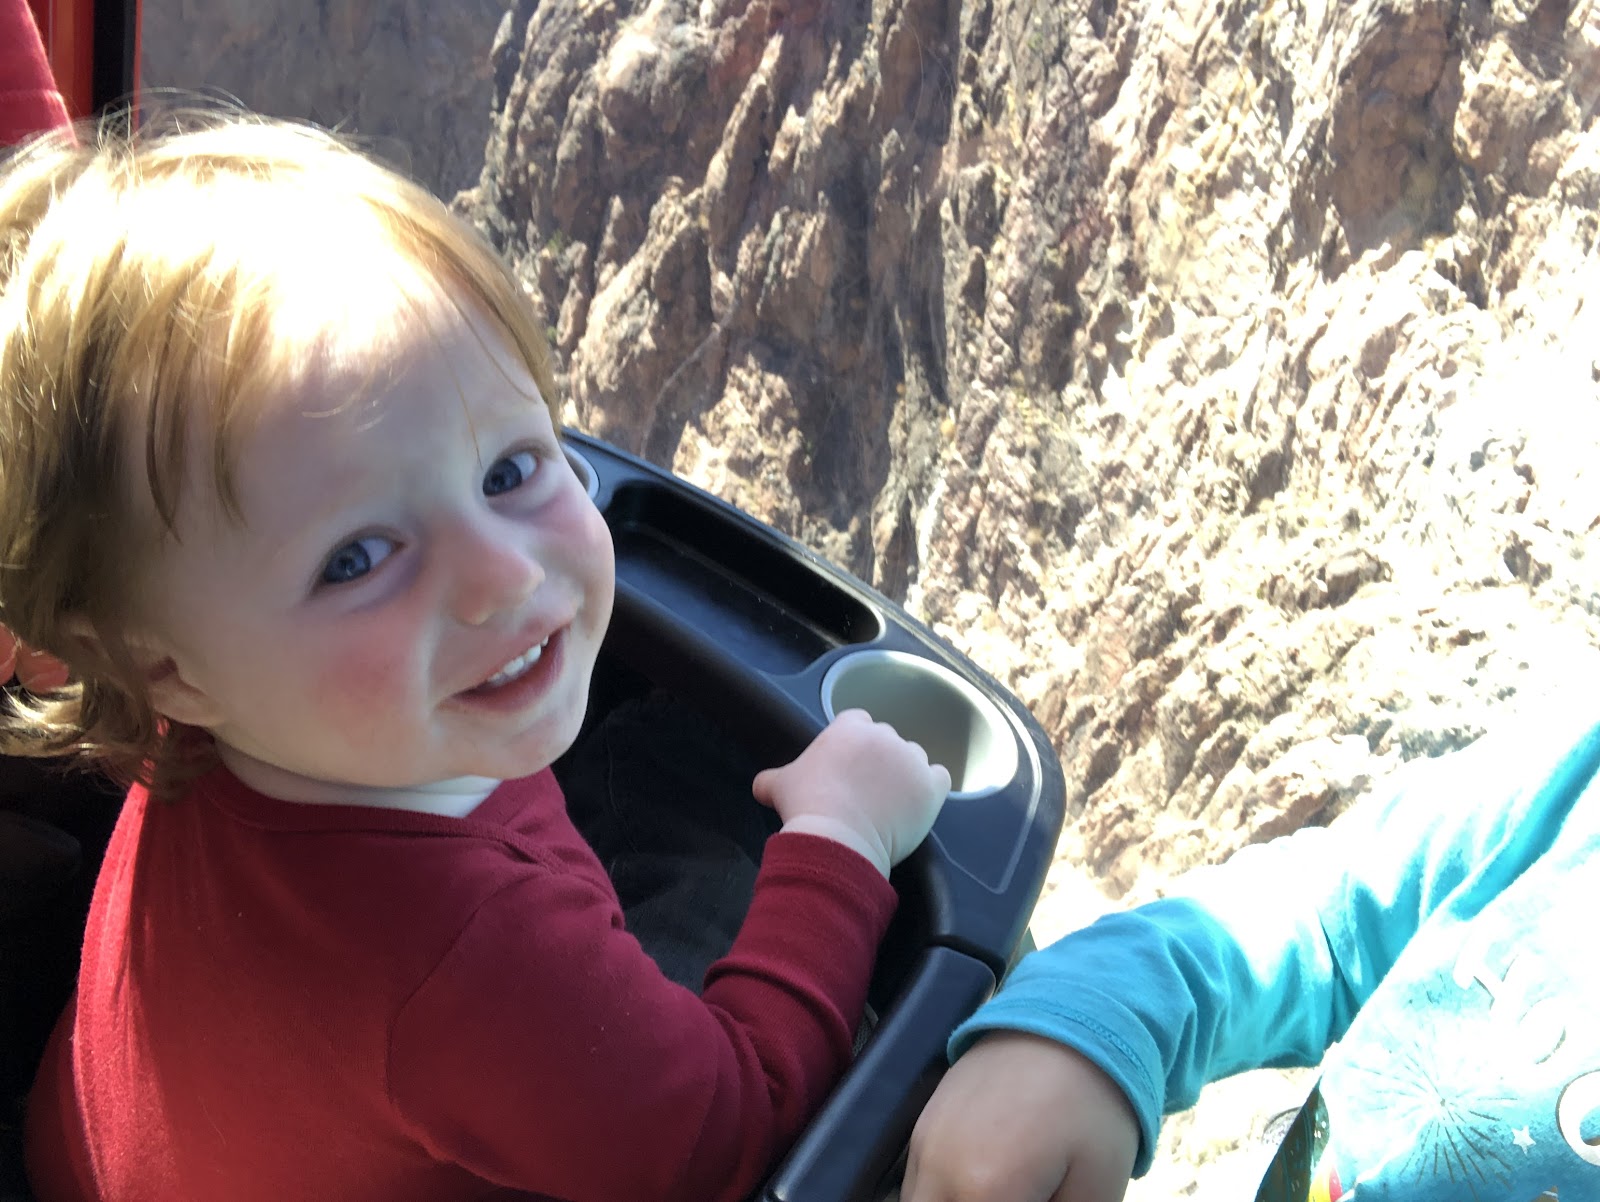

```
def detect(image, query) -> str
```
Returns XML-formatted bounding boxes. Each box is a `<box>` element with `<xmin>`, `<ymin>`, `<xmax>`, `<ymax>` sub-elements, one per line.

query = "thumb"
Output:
<box><xmin>901</xmin><ymin>1143</ymin><xmax>944</xmax><ymax>1202</ymax></box>
<box><xmin>900</xmin><ymin>1158</ymin><xmax>924</xmax><ymax>1202</ymax></box>
<box><xmin>750</xmin><ymin>767</ymin><xmax>779</xmax><ymax>808</ymax></box>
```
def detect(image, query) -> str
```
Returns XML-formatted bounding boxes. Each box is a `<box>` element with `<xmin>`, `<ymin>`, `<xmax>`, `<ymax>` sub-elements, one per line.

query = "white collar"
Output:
<box><xmin>216</xmin><ymin>745</ymin><xmax>500</xmax><ymax>817</ymax></box>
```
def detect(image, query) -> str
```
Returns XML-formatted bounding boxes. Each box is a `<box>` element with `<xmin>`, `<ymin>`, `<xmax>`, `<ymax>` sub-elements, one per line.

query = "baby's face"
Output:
<box><xmin>132</xmin><ymin>293</ymin><xmax>615</xmax><ymax>796</ymax></box>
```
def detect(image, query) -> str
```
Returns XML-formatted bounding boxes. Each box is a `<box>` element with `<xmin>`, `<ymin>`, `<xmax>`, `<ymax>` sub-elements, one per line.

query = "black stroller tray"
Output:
<box><xmin>564</xmin><ymin>434</ymin><xmax>1067</xmax><ymax>1202</ymax></box>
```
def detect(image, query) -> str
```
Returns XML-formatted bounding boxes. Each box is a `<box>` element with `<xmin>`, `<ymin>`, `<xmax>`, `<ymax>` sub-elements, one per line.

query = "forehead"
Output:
<box><xmin>140</xmin><ymin>281</ymin><xmax>547</xmax><ymax>539</ymax></box>
<box><xmin>269</xmin><ymin>290</ymin><xmax>548</xmax><ymax>448</ymax></box>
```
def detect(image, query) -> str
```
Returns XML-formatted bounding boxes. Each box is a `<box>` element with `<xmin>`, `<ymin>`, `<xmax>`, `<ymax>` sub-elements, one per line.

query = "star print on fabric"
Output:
<box><xmin>1511</xmin><ymin>1126</ymin><xmax>1536</xmax><ymax>1152</ymax></box>
<box><xmin>1336</xmin><ymin>995</ymin><xmax>1518</xmax><ymax>1199</ymax></box>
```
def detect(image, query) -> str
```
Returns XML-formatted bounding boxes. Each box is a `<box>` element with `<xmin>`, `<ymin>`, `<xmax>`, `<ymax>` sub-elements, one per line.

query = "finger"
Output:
<box><xmin>897</xmin><ymin>735</ymin><xmax>930</xmax><ymax>767</ymax></box>
<box><xmin>749</xmin><ymin>768</ymin><xmax>777</xmax><ymax>807</ymax></box>
<box><xmin>900</xmin><ymin>1148</ymin><xmax>941</xmax><ymax>1202</ymax></box>
<box><xmin>1055</xmin><ymin>1158</ymin><xmax>1131</xmax><ymax>1202</ymax></box>
<box><xmin>900</xmin><ymin>1152</ymin><xmax>920</xmax><ymax>1201</ymax></box>
<box><xmin>931</xmin><ymin>763</ymin><xmax>952</xmax><ymax>794</ymax></box>
<box><xmin>1054</xmin><ymin>1131</ymin><xmax>1136</xmax><ymax>1202</ymax></box>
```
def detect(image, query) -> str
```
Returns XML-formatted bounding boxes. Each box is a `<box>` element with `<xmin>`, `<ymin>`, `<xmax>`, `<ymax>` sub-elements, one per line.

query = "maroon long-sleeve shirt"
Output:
<box><xmin>26</xmin><ymin>768</ymin><xmax>896</xmax><ymax>1201</ymax></box>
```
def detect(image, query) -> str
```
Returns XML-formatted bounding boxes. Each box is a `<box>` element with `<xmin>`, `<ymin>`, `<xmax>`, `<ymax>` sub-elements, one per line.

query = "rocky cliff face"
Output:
<box><xmin>461</xmin><ymin>0</ymin><xmax>1600</xmax><ymax>913</ymax></box>
<box><xmin>140</xmin><ymin>0</ymin><xmax>504</xmax><ymax>197</ymax></box>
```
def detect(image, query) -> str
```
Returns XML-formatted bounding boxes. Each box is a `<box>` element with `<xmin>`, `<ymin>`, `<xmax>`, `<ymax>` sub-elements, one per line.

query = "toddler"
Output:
<box><xmin>0</xmin><ymin>112</ymin><xmax>949</xmax><ymax>1202</ymax></box>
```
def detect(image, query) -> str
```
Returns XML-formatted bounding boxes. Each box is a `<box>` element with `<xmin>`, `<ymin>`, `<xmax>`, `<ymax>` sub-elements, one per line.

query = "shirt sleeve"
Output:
<box><xmin>949</xmin><ymin>707</ymin><xmax>1600</xmax><ymax>1176</ymax></box>
<box><xmin>385</xmin><ymin>830</ymin><xmax>897</xmax><ymax>1202</ymax></box>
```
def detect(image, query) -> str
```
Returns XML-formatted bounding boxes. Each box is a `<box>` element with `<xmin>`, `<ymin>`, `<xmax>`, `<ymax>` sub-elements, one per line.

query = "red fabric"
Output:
<box><xmin>25</xmin><ymin>768</ymin><xmax>896</xmax><ymax>1202</ymax></box>
<box><xmin>0</xmin><ymin>0</ymin><xmax>69</xmax><ymax>143</ymax></box>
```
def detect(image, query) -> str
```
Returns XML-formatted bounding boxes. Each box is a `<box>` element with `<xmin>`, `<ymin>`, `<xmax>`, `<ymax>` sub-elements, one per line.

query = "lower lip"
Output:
<box><xmin>452</xmin><ymin>629</ymin><xmax>566</xmax><ymax>714</ymax></box>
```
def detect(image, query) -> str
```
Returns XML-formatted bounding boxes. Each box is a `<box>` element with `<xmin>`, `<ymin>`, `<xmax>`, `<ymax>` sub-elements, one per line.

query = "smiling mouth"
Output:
<box><xmin>480</xmin><ymin>636</ymin><xmax>551</xmax><ymax>689</ymax></box>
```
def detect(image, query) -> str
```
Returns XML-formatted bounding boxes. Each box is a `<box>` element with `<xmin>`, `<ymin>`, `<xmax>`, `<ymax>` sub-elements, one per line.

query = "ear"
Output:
<box><xmin>60</xmin><ymin>615</ymin><xmax>228</xmax><ymax>730</ymax></box>
<box><xmin>141</xmin><ymin>655</ymin><xmax>228</xmax><ymax>730</ymax></box>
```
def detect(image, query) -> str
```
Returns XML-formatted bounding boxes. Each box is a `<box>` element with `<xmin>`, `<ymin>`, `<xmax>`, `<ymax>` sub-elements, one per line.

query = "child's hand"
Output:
<box><xmin>751</xmin><ymin>709</ymin><xmax>949</xmax><ymax>877</ymax></box>
<box><xmin>0</xmin><ymin>624</ymin><xmax>70</xmax><ymax>691</ymax></box>
<box><xmin>901</xmin><ymin>1032</ymin><xmax>1140</xmax><ymax>1202</ymax></box>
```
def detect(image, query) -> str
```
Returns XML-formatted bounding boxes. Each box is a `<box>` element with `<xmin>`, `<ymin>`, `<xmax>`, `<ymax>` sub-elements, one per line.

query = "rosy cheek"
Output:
<box><xmin>311</xmin><ymin>637</ymin><xmax>417</xmax><ymax>739</ymax></box>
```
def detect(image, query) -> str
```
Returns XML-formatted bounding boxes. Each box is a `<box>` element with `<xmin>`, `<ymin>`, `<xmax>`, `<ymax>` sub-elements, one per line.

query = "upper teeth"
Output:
<box><xmin>484</xmin><ymin>637</ymin><xmax>549</xmax><ymax>687</ymax></box>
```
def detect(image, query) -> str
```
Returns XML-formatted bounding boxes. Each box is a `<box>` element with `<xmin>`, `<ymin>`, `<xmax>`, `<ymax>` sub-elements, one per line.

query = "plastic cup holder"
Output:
<box><xmin>565</xmin><ymin>445</ymin><xmax>599</xmax><ymax>499</ymax></box>
<box><xmin>820</xmin><ymin>650</ymin><xmax>1020</xmax><ymax>799</ymax></box>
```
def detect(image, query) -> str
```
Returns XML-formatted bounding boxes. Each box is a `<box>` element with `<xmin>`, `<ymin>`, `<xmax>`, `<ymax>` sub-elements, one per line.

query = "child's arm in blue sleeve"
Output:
<box><xmin>950</xmin><ymin>709</ymin><xmax>1600</xmax><ymax>1175</ymax></box>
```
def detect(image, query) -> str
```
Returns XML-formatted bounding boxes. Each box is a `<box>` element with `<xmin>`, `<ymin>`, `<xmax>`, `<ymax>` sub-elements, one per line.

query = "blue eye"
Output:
<box><xmin>483</xmin><ymin>451</ymin><xmax>537</xmax><ymax>497</ymax></box>
<box><xmin>320</xmin><ymin>535</ymin><xmax>396</xmax><ymax>586</ymax></box>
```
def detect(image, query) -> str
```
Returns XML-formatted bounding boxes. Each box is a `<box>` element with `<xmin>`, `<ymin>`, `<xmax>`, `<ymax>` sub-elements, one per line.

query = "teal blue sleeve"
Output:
<box><xmin>949</xmin><ymin>711</ymin><xmax>1600</xmax><ymax>1176</ymax></box>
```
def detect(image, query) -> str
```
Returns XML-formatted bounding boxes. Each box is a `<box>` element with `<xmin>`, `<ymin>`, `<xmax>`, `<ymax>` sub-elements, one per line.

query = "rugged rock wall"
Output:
<box><xmin>140</xmin><ymin>0</ymin><xmax>504</xmax><ymax>196</ymax></box>
<box><xmin>461</xmin><ymin>0</ymin><xmax>1600</xmax><ymax>912</ymax></box>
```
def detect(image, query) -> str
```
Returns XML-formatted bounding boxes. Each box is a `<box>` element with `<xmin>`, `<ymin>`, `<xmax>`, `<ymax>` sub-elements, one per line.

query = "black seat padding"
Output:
<box><xmin>0</xmin><ymin>754</ymin><xmax>121</xmax><ymax>1202</ymax></box>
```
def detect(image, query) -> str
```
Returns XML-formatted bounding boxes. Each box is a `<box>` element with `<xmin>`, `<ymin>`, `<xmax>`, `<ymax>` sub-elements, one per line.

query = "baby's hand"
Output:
<box><xmin>902</xmin><ymin>1032</ymin><xmax>1140</xmax><ymax>1202</ymax></box>
<box><xmin>751</xmin><ymin>709</ymin><xmax>949</xmax><ymax>877</ymax></box>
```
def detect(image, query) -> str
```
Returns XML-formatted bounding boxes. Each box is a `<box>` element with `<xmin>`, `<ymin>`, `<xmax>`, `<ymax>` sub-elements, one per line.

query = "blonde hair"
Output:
<box><xmin>0</xmin><ymin>110</ymin><xmax>559</xmax><ymax>795</ymax></box>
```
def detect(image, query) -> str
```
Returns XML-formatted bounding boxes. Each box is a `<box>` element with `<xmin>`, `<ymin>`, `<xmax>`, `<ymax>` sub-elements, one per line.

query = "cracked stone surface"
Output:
<box><xmin>140</xmin><ymin>0</ymin><xmax>504</xmax><ymax>197</ymax></box>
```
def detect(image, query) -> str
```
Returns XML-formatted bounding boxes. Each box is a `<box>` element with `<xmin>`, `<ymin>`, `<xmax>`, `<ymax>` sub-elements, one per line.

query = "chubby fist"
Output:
<box><xmin>903</xmin><ymin>1033</ymin><xmax>1140</xmax><ymax>1202</ymax></box>
<box><xmin>752</xmin><ymin>709</ymin><xmax>950</xmax><ymax>877</ymax></box>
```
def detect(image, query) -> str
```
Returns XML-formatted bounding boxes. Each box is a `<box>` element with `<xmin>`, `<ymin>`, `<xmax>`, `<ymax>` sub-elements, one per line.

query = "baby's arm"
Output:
<box><xmin>751</xmin><ymin>708</ymin><xmax>950</xmax><ymax>876</ymax></box>
<box><xmin>903</xmin><ymin>706</ymin><xmax>1600</xmax><ymax>1198</ymax></box>
<box><xmin>385</xmin><ymin>714</ymin><xmax>948</xmax><ymax>1202</ymax></box>
<box><xmin>903</xmin><ymin>1032</ymin><xmax>1139</xmax><ymax>1202</ymax></box>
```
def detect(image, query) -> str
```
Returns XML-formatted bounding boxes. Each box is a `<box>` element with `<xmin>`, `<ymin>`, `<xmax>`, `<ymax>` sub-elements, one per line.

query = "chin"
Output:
<box><xmin>497</xmin><ymin>725</ymin><xmax>584</xmax><ymax>781</ymax></box>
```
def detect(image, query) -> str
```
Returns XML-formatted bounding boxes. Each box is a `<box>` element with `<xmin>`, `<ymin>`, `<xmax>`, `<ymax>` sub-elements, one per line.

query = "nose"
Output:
<box><xmin>446</xmin><ymin>516</ymin><xmax>544</xmax><ymax>627</ymax></box>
